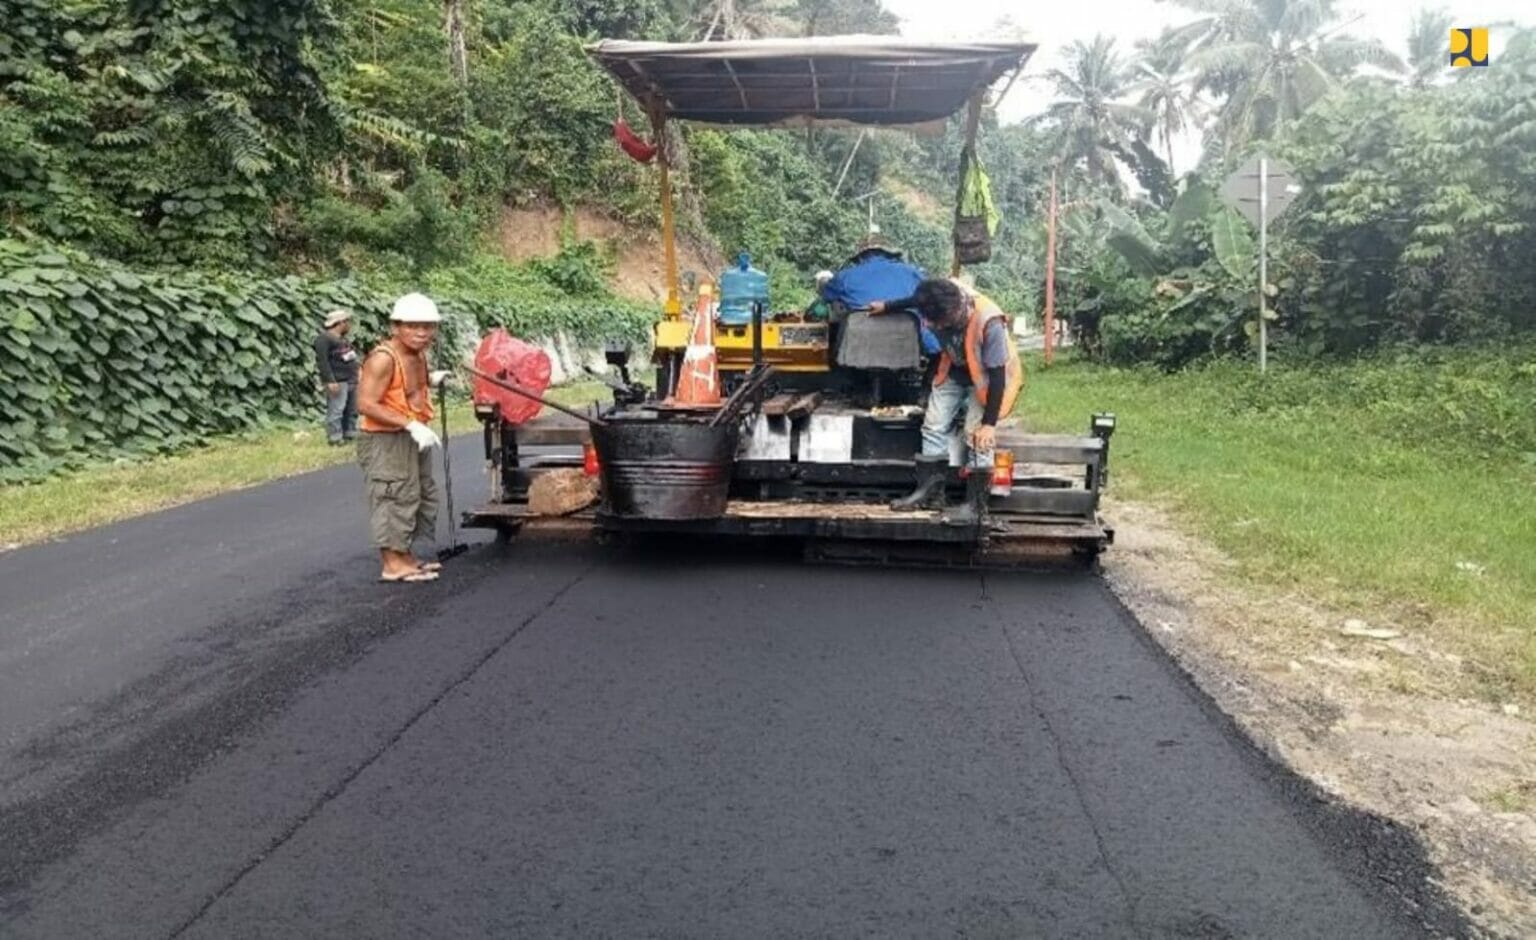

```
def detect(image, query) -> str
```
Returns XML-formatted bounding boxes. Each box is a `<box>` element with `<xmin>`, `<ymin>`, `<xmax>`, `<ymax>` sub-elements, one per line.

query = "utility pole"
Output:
<box><xmin>851</xmin><ymin>189</ymin><xmax>881</xmax><ymax>236</ymax></box>
<box><xmin>1258</xmin><ymin>155</ymin><xmax>1269</xmax><ymax>374</ymax></box>
<box><xmin>831</xmin><ymin>130</ymin><xmax>867</xmax><ymax>197</ymax></box>
<box><xmin>1044</xmin><ymin>169</ymin><xmax>1058</xmax><ymax>366</ymax></box>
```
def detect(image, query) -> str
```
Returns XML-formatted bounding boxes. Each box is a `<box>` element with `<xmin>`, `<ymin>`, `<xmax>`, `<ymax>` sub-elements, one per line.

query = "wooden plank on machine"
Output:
<box><xmin>516</xmin><ymin>415</ymin><xmax>592</xmax><ymax>446</ymax></box>
<box><xmin>762</xmin><ymin>393</ymin><xmax>798</xmax><ymax>417</ymax></box>
<box><xmin>992</xmin><ymin>514</ymin><xmax>1111</xmax><ymax>542</ymax></box>
<box><xmin>786</xmin><ymin>392</ymin><xmax>822</xmax><ymax>418</ymax></box>
<box><xmin>760</xmin><ymin>392</ymin><xmax>820</xmax><ymax>418</ymax></box>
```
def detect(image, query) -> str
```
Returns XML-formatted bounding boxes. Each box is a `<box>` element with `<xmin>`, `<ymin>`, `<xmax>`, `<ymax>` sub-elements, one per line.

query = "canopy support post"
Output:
<box><xmin>649</xmin><ymin>106</ymin><xmax>682</xmax><ymax>319</ymax></box>
<box><xmin>950</xmin><ymin>92</ymin><xmax>983</xmax><ymax>278</ymax></box>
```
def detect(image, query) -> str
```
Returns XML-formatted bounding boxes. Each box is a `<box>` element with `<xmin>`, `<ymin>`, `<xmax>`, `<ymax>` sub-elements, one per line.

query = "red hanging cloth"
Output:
<box><xmin>613</xmin><ymin>118</ymin><xmax>658</xmax><ymax>164</ymax></box>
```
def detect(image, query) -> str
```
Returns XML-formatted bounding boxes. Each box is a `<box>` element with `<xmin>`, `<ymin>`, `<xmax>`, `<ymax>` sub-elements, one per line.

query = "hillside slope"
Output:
<box><xmin>495</xmin><ymin>206</ymin><xmax>725</xmax><ymax>304</ymax></box>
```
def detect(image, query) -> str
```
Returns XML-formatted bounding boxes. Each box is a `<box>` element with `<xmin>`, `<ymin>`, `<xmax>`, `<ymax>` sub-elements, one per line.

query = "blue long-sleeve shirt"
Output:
<box><xmin>823</xmin><ymin>255</ymin><xmax>940</xmax><ymax>355</ymax></box>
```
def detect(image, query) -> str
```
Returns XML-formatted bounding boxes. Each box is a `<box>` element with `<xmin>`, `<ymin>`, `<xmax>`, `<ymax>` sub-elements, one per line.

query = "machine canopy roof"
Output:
<box><xmin>587</xmin><ymin>36</ymin><xmax>1036</xmax><ymax>129</ymax></box>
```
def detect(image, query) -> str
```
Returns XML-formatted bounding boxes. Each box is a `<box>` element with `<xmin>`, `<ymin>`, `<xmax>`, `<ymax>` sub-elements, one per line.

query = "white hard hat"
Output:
<box><xmin>391</xmin><ymin>292</ymin><xmax>441</xmax><ymax>323</ymax></box>
<box><xmin>814</xmin><ymin>270</ymin><xmax>834</xmax><ymax>283</ymax></box>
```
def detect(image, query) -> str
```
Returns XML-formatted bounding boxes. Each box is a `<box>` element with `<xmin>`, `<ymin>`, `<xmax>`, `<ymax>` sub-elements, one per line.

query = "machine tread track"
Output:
<box><xmin>804</xmin><ymin>537</ymin><xmax>1100</xmax><ymax>572</ymax></box>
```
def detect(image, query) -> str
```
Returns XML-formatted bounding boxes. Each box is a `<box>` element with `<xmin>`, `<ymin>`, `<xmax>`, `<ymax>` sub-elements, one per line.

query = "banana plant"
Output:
<box><xmin>1098</xmin><ymin>201</ymin><xmax>1167</xmax><ymax>277</ymax></box>
<box><xmin>1085</xmin><ymin>176</ymin><xmax>1277</xmax><ymax>355</ymax></box>
<box><xmin>1097</xmin><ymin>179</ymin><xmax>1258</xmax><ymax>286</ymax></box>
<box><xmin>1209</xmin><ymin>205</ymin><xmax>1254</xmax><ymax>279</ymax></box>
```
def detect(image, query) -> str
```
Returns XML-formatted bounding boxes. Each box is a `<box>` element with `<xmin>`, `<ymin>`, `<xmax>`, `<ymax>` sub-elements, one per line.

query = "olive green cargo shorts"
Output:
<box><xmin>357</xmin><ymin>431</ymin><xmax>438</xmax><ymax>552</ymax></box>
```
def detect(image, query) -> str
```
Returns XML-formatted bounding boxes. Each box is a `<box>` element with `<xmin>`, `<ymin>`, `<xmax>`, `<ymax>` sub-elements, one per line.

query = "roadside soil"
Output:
<box><xmin>1101</xmin><ymin>497</ymin><xmax>1536</xmax><ymax>937</ymax></box>
<box><xmin>497</xmin><ymin>205</ymin><xmax>723</xmax><ymax>304</ymax></box>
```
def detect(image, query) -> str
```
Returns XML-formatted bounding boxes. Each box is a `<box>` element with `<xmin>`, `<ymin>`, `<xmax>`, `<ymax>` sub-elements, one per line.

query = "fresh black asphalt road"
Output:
<box><xmin>0</xmin><ymin>435</ymin><xmax>1466</xmax><ymax>938</ymax></box>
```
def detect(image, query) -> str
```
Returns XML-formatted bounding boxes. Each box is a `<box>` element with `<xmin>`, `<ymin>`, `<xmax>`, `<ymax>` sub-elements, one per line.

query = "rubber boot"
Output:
<box><xmin>890</xmin><ymin>454</ymin><xmax>950</xmax><ymax>511</ymax></box>
<box><xmin>941</xmin><ymin>468</ymin><xmax>992</xmax><ymax>526</ymax></box>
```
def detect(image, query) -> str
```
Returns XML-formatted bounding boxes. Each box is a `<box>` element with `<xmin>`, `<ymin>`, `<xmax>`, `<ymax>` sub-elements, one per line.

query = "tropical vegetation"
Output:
<box><xmin>2</xmin><ymin>0</ymin><xmax>1534</xmax><ymax>480</ymax></box>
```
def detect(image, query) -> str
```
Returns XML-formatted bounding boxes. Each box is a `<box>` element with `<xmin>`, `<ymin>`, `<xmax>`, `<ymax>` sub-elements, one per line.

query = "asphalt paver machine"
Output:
<box><xmin>465</xmin><ymin>36</ymin><xmax>1117</xmax><ymax>568</ymax></box>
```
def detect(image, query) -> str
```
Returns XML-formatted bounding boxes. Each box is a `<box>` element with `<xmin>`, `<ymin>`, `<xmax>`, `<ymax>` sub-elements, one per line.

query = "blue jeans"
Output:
<box><xmin>921</xmin><ymin>379</ymin><xmax>992</xmax><ymax>469</ymax></box>
<box><xmin>325</xmin><ymin>382</ymin><xmax>358</xmax><ymax>443</ymax></box>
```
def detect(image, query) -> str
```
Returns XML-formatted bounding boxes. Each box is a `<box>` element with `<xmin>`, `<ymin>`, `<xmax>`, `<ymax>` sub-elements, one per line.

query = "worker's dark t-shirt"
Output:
<box><xmin>314</xmin><ymin>331</ymin><xmax>359</xmax><ymax>384</ymax></box>
<box><xmin>939</xmin><ymin>316</ymin><xmax>1009</xmax><ymax>384</ymax></box>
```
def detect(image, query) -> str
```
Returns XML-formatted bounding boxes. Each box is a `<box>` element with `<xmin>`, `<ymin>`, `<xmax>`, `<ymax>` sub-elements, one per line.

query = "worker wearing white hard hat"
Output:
<box><xmin>806</xmin><ymin>270</ymin><xmax>836</xmax><ymax>322</ymax></box>
<box><xmin>391</xmin><ymin>292</ymin><xmax>442</xmax><ymax>322</ymax></box>
<box><xmin>356</xmin><ymin>292</ymin><xmax>451</xmax><ymax>583</ymax></box>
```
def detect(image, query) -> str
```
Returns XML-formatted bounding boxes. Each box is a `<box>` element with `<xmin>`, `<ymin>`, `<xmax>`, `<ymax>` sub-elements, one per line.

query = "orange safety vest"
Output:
<box><xmin>359</xmin><ymin>341</ymin><xmax>434</xmax><ymax>432</ymax></box>
<box><xmin>932</xmin><ymin>284</ymin><xmax>1024</xmax><ymax>416</ymax></box>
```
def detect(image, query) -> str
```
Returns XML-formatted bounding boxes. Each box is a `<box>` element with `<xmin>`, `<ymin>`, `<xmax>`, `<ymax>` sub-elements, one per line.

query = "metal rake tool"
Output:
<box><xmin>436</xmin><ymin>381</ymin><xmax>469</xmax><ymax>562</ymax></box>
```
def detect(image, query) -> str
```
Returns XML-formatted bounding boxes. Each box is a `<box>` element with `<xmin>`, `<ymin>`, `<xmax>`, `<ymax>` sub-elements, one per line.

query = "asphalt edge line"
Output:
<box><xmin>1086</xmin><ymin>572</ymin><xmax>1474</xmax><ymax>938</ymax></box>
<box><xmin>164</xmin><ymin>564</ymin><xmax>593</xmax><ymax>939</ymax></box>
<box><xmin>986</xmin><ymin>572</ymin><xmax>1145</xmax><ymax>936</ymax></box>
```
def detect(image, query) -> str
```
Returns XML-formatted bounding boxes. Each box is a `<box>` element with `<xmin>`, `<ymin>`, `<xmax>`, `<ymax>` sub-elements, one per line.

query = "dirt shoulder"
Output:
<box><xmin>1101</xmin><ymin>497</ymin><xmax>1536</xmax><ymax>938</ymax></box>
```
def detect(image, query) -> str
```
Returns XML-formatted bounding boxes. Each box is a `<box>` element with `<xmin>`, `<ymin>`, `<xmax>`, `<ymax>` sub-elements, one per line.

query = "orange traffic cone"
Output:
<box><xmin>670</xmin><ymin>283</ymin><xmax>721</xmax><ymax>407</ymax></box>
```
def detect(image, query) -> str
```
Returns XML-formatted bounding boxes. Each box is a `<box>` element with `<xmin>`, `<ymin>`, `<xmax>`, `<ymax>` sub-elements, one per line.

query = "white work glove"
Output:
<box><xmin>428</xmin><ymin>369</ymin><xmax>453</xmax><ymax>389</ymax></box>
<box><xmin>405</xmin><ymin>419</ymin><xmax>441</xmax><ymax>451</ymax></box>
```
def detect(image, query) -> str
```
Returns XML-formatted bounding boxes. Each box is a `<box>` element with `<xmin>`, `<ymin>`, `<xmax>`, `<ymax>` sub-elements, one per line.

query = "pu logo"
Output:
<box><xmin>1450</xmin><ymin>28</ymin><xmax>1489</xmax><ymax>67</ymax></box>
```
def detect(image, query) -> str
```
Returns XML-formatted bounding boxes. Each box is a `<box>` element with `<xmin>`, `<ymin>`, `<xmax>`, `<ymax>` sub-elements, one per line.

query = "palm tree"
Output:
<box><xmin>444</xmin><ymin>0</ymin><xmax>468</xmax><ymax>85</ymax></box>
<box><xmin>1132</xmin><ymin>31</ymin><xmax>1206</xmax><ymax>176</ymax></box>
<box><xmin>696</xmin><ymin>0</ymin><xmax>797</xmax><ymax>40</ymax></box>
<box><xmin>795</xmin><ymin>0</ymin><xmax>898</xmax><ymax>37</ymax></box>
<box><xmin>1036</xmin><ymin>35</ymin><xmax>1149</xmax><ymax>190</ymax></box>
<box><xmin>1406</xmin><ymin>7</ymin><xmax>1453</xmax><ymax>87</ymax></box>
<box><xmin>1167</xmin><ymin>0</ymin><xmax>1406</xmax><ymax>154</ymax></box>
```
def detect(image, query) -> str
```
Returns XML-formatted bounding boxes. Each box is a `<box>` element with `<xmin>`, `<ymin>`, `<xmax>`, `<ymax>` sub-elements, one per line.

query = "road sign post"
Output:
<box><xmin>1221</xmin><ymin>154</ymin><xmax>1299</xmax><ymax>374</ymax></box>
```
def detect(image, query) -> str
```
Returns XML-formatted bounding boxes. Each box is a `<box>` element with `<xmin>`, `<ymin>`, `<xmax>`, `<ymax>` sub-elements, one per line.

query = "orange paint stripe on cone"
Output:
<box><xmin>670</xmin><ymin>284</ymin><xmax>722</xmax><ymax>407</ymax></box>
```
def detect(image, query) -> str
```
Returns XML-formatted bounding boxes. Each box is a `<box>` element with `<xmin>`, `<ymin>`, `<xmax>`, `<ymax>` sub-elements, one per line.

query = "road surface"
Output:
<box><xmin>0</xmin><ymin>435</ymin><xmax>1465</xmax><ymax>938</ymax></box>
<box><xmin>1015</xmin><ymin>330</ymin><xmax>1075</xmax><ymax>353</ymax></box>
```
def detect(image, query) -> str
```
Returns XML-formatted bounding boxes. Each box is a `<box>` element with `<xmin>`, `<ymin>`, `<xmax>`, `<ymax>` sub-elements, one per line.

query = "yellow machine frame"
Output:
<box><xmin>714</xmin><ymin>322</ymin><xmax>829</xmax><ymax>373</ymax></box>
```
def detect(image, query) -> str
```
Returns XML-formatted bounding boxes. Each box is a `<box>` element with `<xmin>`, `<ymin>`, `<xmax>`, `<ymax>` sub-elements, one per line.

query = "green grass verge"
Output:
<box><xmin>1019</xmin><ymin>347</ymin><xmax>1536</xmax><ymax>698</ymax></box>
<box><xmin>0</xmin><ymin>382</ymin><xmax>610</xmax><ymax>548</ymax></box>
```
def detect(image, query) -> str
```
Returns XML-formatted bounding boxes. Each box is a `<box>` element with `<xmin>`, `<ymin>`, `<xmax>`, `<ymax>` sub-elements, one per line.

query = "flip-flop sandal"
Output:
<box><xmin>415</xmin><ymin>560</ymin><xmax>443</xmax><ymax>572</ymax></box>
<box><xmin>380</xmin><ymin>569</ymin><xmax>439</xmax><ymax>583</ymax></box>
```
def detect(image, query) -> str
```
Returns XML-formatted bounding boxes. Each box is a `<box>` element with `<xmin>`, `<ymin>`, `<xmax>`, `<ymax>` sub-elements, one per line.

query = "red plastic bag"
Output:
<box><xmin>472</xmin><ymin>328</ymin><xmax>552</xmax><ymax>426</ymax></box>
<box><xmin>613</xmin><ymin>119</ymin><xmax>658</xmax><ymax>163</ymax></box>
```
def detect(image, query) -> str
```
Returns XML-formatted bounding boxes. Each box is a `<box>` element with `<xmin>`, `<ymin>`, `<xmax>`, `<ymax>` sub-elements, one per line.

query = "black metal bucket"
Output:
<box><xmin>592</xmin><ymin>416</ymin><xmax>739</xmax><ymax>520</ymax></box>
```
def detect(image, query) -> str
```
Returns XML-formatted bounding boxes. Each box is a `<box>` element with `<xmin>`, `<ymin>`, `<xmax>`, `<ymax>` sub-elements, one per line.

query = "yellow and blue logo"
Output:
<box><xmin>1450</xmin><ymin>28</ymin><xmax>1489</xmax><ymax>67</ymax></box>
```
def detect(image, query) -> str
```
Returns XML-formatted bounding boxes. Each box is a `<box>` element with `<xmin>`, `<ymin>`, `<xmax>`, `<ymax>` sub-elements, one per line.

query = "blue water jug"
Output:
<box><xmin>717</xmin><ymin>252</ymin><xmax>769</xmax><ymax>326</ymax></box>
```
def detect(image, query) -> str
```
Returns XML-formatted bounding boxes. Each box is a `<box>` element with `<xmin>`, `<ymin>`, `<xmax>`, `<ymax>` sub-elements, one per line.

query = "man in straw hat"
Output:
<box><xmin>356</xmin><ymin>293</ymin><xmax>450</xmax><ymax>583</ymax></box>
<box><xmin>821</xmin><ymin>230</ymin><xmax>940</xmax><ymax>356</ymax></box>
<box><xmin>314</xmin><ymin>308</ymin><xmax>360</xmax><ymax>446</ymax></box>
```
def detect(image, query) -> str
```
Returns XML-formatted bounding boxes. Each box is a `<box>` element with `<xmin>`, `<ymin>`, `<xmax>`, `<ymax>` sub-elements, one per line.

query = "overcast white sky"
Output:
<box><xmin>885</xmin><ymin>0</ymin><xmax>1533</xmax><ymax>127</ymax></box>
